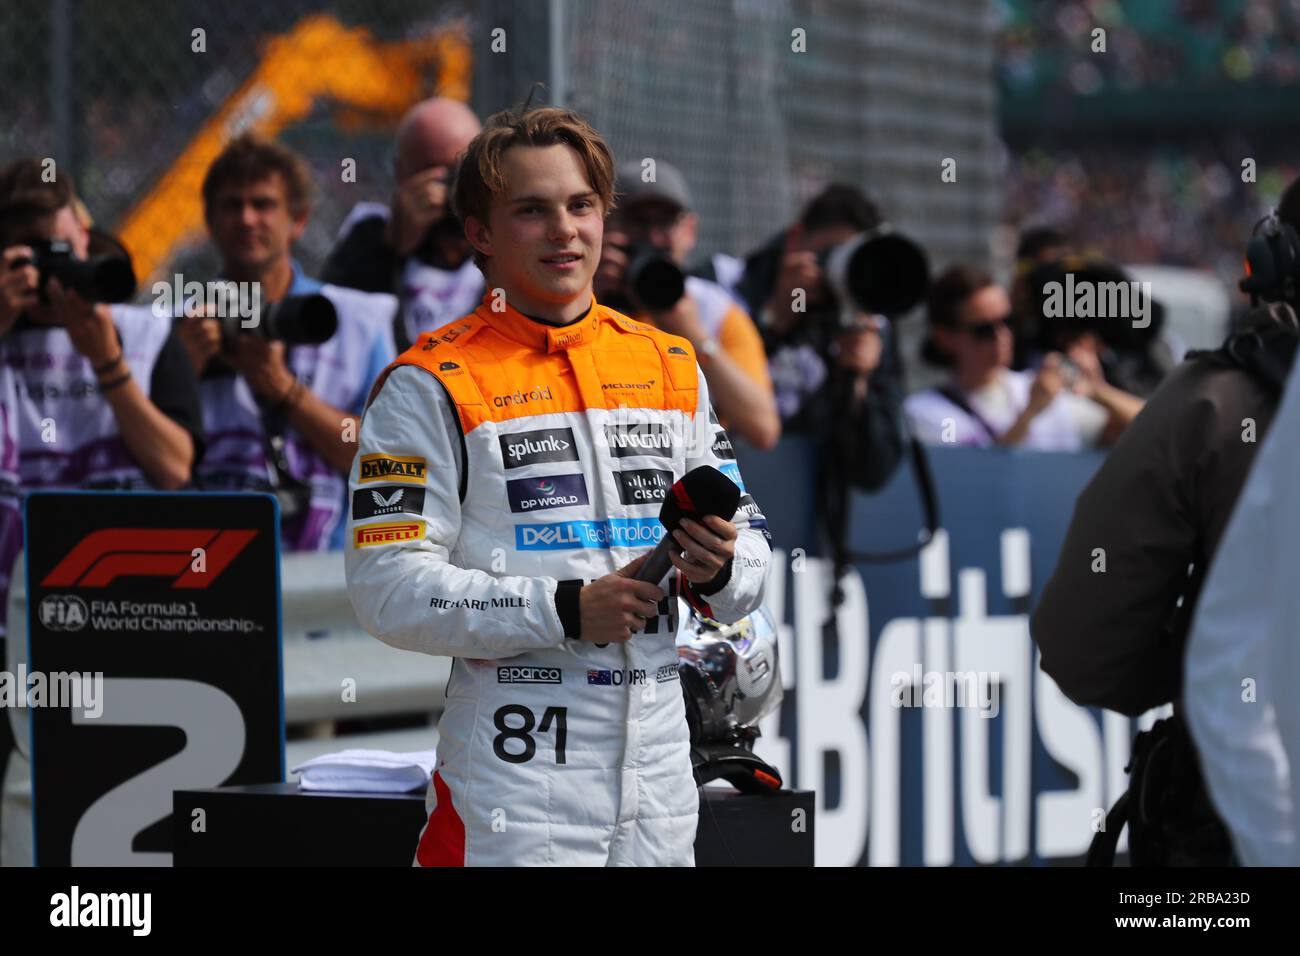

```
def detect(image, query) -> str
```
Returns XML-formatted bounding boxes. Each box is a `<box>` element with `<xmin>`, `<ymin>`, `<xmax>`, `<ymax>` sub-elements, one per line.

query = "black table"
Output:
<box><xmin>174</xmin><ymin>783</ymin><xmax>814</xmax><ymax>866</ymax></box>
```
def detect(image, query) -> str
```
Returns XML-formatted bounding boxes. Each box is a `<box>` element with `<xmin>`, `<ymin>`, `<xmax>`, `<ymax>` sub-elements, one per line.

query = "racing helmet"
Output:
<box><xmin>676</xmin><ymin>605</ymin><xmax>783</xmax><ymax>744</ymax></box>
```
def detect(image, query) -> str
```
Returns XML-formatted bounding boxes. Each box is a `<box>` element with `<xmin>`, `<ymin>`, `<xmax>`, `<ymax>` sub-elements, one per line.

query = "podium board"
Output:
<box><xmin>24</xmin><ymin>491</ymin><xmax>283</xmax><ymax>866</ymax></box>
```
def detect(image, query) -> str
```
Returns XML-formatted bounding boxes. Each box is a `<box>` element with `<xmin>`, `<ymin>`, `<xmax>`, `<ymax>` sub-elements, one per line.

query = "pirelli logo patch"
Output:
<box><xmin>359</xmin><ymin>454</ymin><xmax>427</xmax><ymax>484</ymax></box>
<box><xmin>354</xmin><ymin>520</ymin><xmax>425</xmax><ymax>548</ymax></box>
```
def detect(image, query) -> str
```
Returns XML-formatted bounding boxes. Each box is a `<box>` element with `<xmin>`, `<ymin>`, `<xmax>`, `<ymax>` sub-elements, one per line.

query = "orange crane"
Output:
<box><xmin>117</xmin><ymin>14</ymin><xmax>470</xmax><ymax>283</ymax></box>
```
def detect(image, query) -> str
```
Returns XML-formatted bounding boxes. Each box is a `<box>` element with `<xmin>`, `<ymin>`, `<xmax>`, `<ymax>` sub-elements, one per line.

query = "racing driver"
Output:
<box><xmin>344</xmin><ymin>106</ymin><xmax>772</xmax><ymax>866</ymax></box>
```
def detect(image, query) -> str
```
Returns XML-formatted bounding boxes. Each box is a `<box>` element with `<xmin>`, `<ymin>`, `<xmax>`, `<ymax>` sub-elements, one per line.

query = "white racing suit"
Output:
<box><xmin>345</xmin><ymin>296</ymin><xmax>771</xmax><ymax>866</ymax></box>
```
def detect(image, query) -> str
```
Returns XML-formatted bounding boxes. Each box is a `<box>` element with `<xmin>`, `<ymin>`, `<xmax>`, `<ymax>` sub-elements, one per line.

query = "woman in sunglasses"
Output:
<box><xmin>904</xmin><ymin>265</ymin><xmax>1138</xmax><ymax>450</ymax></box>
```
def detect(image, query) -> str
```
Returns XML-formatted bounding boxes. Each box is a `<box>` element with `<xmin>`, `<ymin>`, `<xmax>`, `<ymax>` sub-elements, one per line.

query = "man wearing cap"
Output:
<box><xmin>595</xmin><ymin>160</ymin><xmax>779</xmax><ymax>450</ymax></box>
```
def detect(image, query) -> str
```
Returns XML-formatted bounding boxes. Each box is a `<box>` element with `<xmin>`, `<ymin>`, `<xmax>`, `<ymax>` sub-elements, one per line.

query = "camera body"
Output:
<box><xmin>19</xmin><ymin>238</ymin><xmax>136</xmax><ymax>304</ymax></box>
<box><xmin>198</xmin><ymin>293</ymin><xmax>338</xmax><ymax>380</ymax></box>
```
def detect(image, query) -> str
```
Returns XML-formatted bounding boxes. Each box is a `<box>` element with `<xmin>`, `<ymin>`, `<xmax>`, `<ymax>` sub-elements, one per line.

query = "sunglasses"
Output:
<box><xmin>960</xmin><ymin>314</ymin><xmax>1013</xmax><ymax>341</ymax></box>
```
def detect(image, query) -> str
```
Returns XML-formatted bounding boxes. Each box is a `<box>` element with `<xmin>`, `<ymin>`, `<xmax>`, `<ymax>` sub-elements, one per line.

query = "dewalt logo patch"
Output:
<box><xmin>359</xmin><ymin>454</ymin><xmax>427</xmax><ymax>485</ymax></box>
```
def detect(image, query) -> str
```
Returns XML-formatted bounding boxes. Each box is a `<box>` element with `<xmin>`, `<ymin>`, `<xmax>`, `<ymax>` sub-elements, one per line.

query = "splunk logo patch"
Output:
<box><xmin>499</xmin><ymin>427</ymin><xmax>579</xmax><ymax>469</ymax></box>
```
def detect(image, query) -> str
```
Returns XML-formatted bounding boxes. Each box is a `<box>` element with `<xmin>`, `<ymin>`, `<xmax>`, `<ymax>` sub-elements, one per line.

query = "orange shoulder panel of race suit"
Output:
<box><xmin>375</xmin><ymin>296</ymin><xmax>699</xmax><ymax>435</ymax></box>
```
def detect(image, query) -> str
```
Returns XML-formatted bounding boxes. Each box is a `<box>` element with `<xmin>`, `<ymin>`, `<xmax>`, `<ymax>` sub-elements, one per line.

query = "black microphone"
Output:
<box><xmin>634</xmin><ymin>465</ymin><xmax>742</xmax><ymax>585</ymax></box>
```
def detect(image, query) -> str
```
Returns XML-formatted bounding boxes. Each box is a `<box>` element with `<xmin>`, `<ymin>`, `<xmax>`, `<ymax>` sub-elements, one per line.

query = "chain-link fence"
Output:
<box><xmin>470</xmin><ymin>0</ymin><xmax>999</xmax><ymax>381</ymax></box>
<box><xmin>2</xmin><ymin>0</ymin><xmax>999</xmax><ymax>299</ymax></box>
<box><xmin>0</xmin><ymin>0</ymin><xmax>470</xmax><ymax>287</ymax></box>
<box><xmin>475</xmin><ymin>0</ymin><xmax>1001</xmax><ymax>274</ymax></box>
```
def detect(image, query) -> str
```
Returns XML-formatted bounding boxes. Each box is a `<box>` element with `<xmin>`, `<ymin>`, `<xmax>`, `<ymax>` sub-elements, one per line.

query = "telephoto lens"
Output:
<box><xmin>821</xmin><ymin>225</ymin><xmax>930</xmax><ymax>322</ymax></box>
<box><xmin>624</xmin><ymin>245</ymin><xmax>686</xmax><ymax>310</ymax></box>
<box><xmin>221</xmin><ymin>293</ymin><xmax>339</xmax><ymax>345</ymax></box>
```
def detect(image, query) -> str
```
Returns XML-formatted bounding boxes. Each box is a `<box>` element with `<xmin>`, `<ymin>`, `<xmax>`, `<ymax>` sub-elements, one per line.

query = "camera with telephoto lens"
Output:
<box><xmin>817</xmin><ymin>224</ymin><xmax>930</xmax><ymax>327</ymax></box>
<box><xmin>603</xmin><ymin>243</ymin><xmax>687</xmax><ymax>314</ymax></box>
<box><xmin>18</xmin><ymin>237</ymin><xmax>136</xmax><ymax>304</ymax></box>
<box><xmin>201</xmin><ymin>294</ymin><xmax>339</xmax><ymax>381</ymax></box>
<box><xmin>221</xmin><ymin>293</ymin><xmax>338</xmax><ymax>345</ymax></box>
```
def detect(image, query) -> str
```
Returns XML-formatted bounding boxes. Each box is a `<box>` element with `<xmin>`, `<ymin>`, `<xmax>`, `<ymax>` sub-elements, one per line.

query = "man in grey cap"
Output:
<box><xmin>596</xmin><ymin>159</ymin><xmax>780</xmax><ymax>450</ymax></box>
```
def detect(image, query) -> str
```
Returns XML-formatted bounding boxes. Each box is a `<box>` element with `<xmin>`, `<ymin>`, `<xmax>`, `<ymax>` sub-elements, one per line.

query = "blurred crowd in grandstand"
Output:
<box><xmin>1000</xmin><ymin>0</ymin><xmax>1300</xmax><ymax>92</ymax></box>
<box><xmin>1004</xmin><ymin>145</ymin><xmax>1297</xmax><ymax>289</ymax></box>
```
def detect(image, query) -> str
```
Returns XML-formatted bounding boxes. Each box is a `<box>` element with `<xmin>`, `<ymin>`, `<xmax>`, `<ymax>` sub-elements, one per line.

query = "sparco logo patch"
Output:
<box><xmin>498</xmin><ymin>666</ymin><xmax>562</xmax><ymax>684</ymax></box>
<box><xmin>604</xmin><ymin>422</ymin><xmax>673</xmax><ymax>459</ymax></box>
<box><xmin>656</xmin><ymin>664</ymin><xmax>680</xmax><ymax>683</ymax></box>
<box><xmin>506</xmin><ymin>473</ymin><xmax>589</xmax><ymax>513</ymax></box>
<box><xmin>359</xmin><ymin>454</ymin><xmax>427</xmax><ymax>484</ymax></box>
<box><xmin>354</xmin><ymin>520</ymin><xmax>425</xmax><ymax>548</ymax></box>
<box><xmin>615</xmin><ymin>468</ymin><xmax>673</xmax><ymax>505</ymax></box>
<box><xmin>499</xmin><ymin>427</ymin><xmax>579</xmax><ymax>469</ymax></box>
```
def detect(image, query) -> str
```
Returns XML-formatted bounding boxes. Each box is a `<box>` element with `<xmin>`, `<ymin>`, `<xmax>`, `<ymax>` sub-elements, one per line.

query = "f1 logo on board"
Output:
<box><xmin>40</xmin><ymin>529</ymin><xmax>258</xmax><ymax>589</ymax></box>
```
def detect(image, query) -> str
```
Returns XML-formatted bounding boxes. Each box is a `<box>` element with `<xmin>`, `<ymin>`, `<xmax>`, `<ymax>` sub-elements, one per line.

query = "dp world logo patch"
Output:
<box><xmin>506</xmin><ymin>473</ymin><xmax>589</xmax><ymax>513</ymax></box>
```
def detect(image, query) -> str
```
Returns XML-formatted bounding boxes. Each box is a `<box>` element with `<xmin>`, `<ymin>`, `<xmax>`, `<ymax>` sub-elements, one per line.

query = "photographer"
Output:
<box><xmin>735</xmin><ymin>184</ymin><xmax>909</xmax><ymax>491</ymax></box>
<box><xmin>322</xmin><ymin>97</ymin><xmax>484</xmax><ymax>351</ymax></box>
<box><xmin>181</xmin><ymin>135</ymin><xmax>396</xmax><ymax>551</ymax></box>
<box><xmin>904</xmin><ymin>265</ymin><xmax>1140</xmax><ymax>450</ymax></box>
<box><xmin>595</xmin><ymin>160</ymin><xmax>779</xmax><ymax>449</ymax></box>
<box><xmin>1030</xmin><ymin>180</ymin><xmax>1300</xmax><ymax>864</ymax></box>
<box><xmin>1024</xmin><ymin>256</ymin><xmax>1178</xmax><ymax>399</ymax></box>
<box><xmin>0</xmin><ymin>160</ymin><xmax>202</xmax><ymax>494</ymax></box>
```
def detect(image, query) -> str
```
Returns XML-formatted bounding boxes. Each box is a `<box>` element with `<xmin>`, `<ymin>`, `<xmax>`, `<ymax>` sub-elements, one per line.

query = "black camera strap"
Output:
<box><xmin>253</xmin><ymin>347</ymin><xmax>313</xmax><ymax>521</ymax></box>
<box><xmin>934</xmin><ymin>384</ymin><xmax>1001</xmax><ymax>445</ymax></box>
<box><xmin>822</xmin><ymin>369</ymin><xmax>941</xmax><ymax>614</ymax></box>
